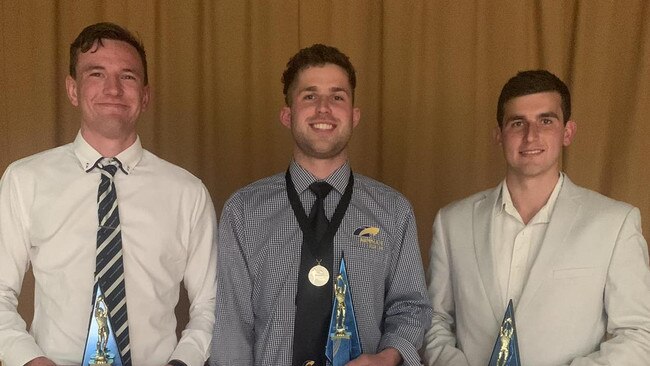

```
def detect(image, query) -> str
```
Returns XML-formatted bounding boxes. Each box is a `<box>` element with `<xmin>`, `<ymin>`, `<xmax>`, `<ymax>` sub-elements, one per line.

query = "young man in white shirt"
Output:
<box><xmin>0</xmin><ymin>22</ymin><xmax>216</xmax><ymax>366</ymax></box>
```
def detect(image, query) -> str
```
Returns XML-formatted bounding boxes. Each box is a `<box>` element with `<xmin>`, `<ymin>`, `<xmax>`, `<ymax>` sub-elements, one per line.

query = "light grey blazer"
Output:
<box><xmin>423</xmin><ymin>176</ymin><xmax>650</xmax><ymax>366</ymax></box>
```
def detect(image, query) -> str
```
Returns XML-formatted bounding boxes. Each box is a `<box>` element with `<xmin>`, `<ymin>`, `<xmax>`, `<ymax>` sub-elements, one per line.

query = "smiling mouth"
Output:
<box><xmin>97</xmin><ymin>103</ymin><xmax>128</xmax><ymax>109</ymax></box>
<box><xmin>311</xmin><ymin>123</ymin><xmax>335</xmax><ymax>130</ymax></box>
<box><xmin>520</xmin><ymin>149</ymin><xmax>544</xmax><ymax>156</ymax></box>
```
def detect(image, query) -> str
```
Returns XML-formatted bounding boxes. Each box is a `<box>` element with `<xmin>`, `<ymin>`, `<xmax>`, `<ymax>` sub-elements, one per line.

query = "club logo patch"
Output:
<box><xmin>353</xmin><ymin>225</ymin><xmax>384</xmax><ymax>250</ymax></box>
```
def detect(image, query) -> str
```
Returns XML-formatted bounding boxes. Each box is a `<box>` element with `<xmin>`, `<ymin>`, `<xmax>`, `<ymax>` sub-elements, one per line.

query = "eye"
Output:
<box><xmin>541</xmin><ymin>118</ymin><xmax>554</xmax><ymax>124</ymax></box>
<box><xmin>333</xmin><ymin>95</ymin><xmax>345</xmax><ymax>101</ymax></box>
<box><xmin>511</xmin><ymin>120</ymin><xmax>524</xmax><ymax>127</ymax></box>
<box><xmin>89</xmin><ymin>72</ymin><xmax>103</xmax><ymax>77</ymax></box>
<box><xmin>121</xmin><ymin>74</ymin><xmax>137</xmax><ymax>80</ymax></box>
<box><xmin>304</xmin><ymin>94</ymin><xmax>317</xmax><ymax>100</ymax></box>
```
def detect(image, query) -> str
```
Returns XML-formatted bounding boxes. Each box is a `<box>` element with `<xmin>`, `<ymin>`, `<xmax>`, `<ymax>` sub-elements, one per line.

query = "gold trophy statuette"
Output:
<box><xmin>496</xmin><ymin>318</ymin><xmax>514</xmax><ymax>366</ymax></box>
<box><xmin>333</xmin><ymin>274</ymin><xmax>349</xmax><ymax>338</ymax></box>
<box><xmin>90</xmin><ymin>295</ymin><xmax>113</xmax><ymax>365</ymax></box>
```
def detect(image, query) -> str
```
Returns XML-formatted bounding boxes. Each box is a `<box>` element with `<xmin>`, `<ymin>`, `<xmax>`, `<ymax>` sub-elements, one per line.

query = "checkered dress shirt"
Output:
<box><xmin>211</xmin><ymin>162</ymin><xmax>432</xmax><ymax>365</ymax></box>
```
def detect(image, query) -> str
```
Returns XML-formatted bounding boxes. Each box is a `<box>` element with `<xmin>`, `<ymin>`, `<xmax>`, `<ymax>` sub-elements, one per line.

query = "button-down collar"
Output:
<box><xmin>73</xmin><ymin>131</ymin><xmax>144</xmax><ymax>175</ymax></box>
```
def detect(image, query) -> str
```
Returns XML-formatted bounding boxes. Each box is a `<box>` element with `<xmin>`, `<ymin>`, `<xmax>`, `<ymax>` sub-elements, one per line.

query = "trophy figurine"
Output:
<box><xmin>333</xmin><ymin>275</ymin><xmax>349</xmax><ymax>338</ymax></box>
<box><xmin>326</xmin><ymin>257</ymin><xmax>362</xmax><ymax>366</ymax></box>
<box><xmin>488</xmin><ymin>300</ymin><xmax>521</xmax><ymax>366</ymax></box>
<box><xmin>82</xmin><ymin>287</ymin><xmax>122</xmax><ymax>366</ymax></box>
<box><xmin>89</xmin><ymin>295</ymin><xmax>114</xmax><ymax>365</ymax></box>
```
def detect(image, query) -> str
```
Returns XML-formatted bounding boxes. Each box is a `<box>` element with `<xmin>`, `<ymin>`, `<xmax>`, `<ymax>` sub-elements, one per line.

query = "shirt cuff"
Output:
<box><xmin>169</xmin><ymin>344</ymin><xmax>206</xmax><ymax>366</ymax></box>
<box><xmin>379</xmin><ymin>334</ymin><xmax>421</xmax><ymax>366</ymax></box>
<box><xmin>168</xmin><ymin>359</ymin><xmax>188</xmax><ymax>366</ymax></box>
<box><xmin>3</xmin><ymin>340</ymin><xmax>45</xmax><ymax>366</ymax></box>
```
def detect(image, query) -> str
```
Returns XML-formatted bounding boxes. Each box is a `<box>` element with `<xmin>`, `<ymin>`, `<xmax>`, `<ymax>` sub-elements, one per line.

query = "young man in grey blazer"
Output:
<box><xmin>424</xmin><ymin>70</ymin><xmax>650</xmax><ymax>366</ymax></box>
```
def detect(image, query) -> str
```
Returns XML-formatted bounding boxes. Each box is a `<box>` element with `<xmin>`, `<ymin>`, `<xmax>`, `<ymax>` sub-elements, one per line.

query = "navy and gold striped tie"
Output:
<box><xmin>95</xmin><ymin>158</ymin><xmax>131</xmax><ymax>365</ymax></box>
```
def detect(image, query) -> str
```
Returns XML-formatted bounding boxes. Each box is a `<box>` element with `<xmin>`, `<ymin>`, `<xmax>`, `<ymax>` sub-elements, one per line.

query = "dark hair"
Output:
<box><xmin>281</xmin><ymin>44</ymin><xmax>356</xmax><ymax>105</ymax></box>
<box><xmin>496</xmin><ymin>70</ymin><xmax>570</xmax><ymax>127</ymax></box>
<box><xmin>69</xmin><ymin>22</ymin><xmax>148</xmax><ymax>85</ymax></box>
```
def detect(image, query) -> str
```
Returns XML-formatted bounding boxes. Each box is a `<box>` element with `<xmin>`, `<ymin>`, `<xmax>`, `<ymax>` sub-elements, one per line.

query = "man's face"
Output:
<box><xmin>280</xmin><ymin>64</ymin><xmax>360</xmax><ymax>165</ymax></box>
<box><xmin>66</xmin><ymin>39</ymin><xmax>149</xmax><ymax>141</ymax></box>
<box><xmin>495</xmin><ymin>91</ymin><xmax>576</xmax><ymax>181</ymax></box>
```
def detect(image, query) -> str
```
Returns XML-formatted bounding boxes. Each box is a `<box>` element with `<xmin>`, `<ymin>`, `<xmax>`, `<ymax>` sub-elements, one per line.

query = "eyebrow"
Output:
<box><xmin>506</xmin><ymin>111</ymin><xmax>560</xmax><ymax>122</ymax></box>
<box><xmin>298</xmin><ymin>85</ymin><xmax>351</xmax><ymax>95</ymax></box>
<box><xmin>80</xmin><ymin>65</ymin><xmax>140</xmax><ymax>75</ymax></box>
<box><xmin>79</xmin><ymin>65</ymin><xmax>106</xmax><ymax>73</ymax></box>
<box><xmin>538</xmin><ymin>112</ymin><xmax>560</xmax><ymax>119</ymax></box>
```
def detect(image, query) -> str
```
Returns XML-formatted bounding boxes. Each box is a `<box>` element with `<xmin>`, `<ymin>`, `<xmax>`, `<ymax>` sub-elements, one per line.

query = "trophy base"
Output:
<box><xmin>89</xmin><ymin>353</ymin><xmax>115</xmax><ymax>365</ymax></box>
<box><xmin>331</xmin><ymin>331</ymin><xmax>351</xmax><ymax>340</ymax></box>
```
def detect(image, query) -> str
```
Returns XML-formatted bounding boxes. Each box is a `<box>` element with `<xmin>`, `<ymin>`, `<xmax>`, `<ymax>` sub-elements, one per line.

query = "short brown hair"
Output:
<box><xmin>281</xmin><ymin>44</ymin><xmax>356</xmax><ymax>105</ymax></box>
<box><xmin>69</xmin><ymin>22</ymin><xmax>148</xmax><ymax>85</ymax></box>
<box><xmin>496</xmin><ymin>70</ymin><xmax>571</xmax><ymax>127</ymax></box>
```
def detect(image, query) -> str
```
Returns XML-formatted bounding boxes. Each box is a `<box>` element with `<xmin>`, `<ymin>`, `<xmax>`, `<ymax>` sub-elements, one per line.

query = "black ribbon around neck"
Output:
<box><xmin>285</xmin><ymin>169</ymin><xmax>354</xmax><ymax>260</ymax></box>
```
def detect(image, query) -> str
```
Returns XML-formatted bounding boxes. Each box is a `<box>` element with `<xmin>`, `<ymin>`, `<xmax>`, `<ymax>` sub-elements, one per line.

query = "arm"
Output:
<box><xmin>569</xmin><ymin>207</ymin><xmax>650</xmax><ymax>366</ymax></box>
<box><xmin>0</xmin><ymin>167</ymin><xmax>47</xmax><ymax>366</ymax></box>
<box><xmin>168</xmin><ymin>185</ymin><xmax>218</xmax><ymax>366</ymax></box>
<box><xmin>376</xmin><ymin>207</ymin><xmax>433</xmax><ymax>366</ymax></box>
<box><xmin>422</xmin><ymin>210</ymin><xmax>469</xmax><ymax>366</ymax></box>
<box><xmin>209</xmin><ymin>196</ymin><xmax>255</xmax><ymax>365</ymax></box>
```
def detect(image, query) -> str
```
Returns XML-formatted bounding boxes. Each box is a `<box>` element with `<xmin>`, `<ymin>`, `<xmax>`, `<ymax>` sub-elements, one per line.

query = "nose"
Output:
<box><xmin>317</xmin><ymin>98</ymin><xmax>331</xmax><ymax>114</ymax></box>
<box><xmin>103</xmin><ymin>75</ymin><xmax>123</xmax><ymax>96</ymax></box>
<box><xmin>525</xmin><ymin>122</ymin><xmax>539</xmax><ymax>141</ymax></box>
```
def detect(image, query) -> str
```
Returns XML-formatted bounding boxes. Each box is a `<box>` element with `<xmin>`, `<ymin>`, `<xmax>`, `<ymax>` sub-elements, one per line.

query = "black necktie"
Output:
<box><xmin>95</xmin><ymin>158</ymin><xmax>131</xmax><ymax>365</ymax></box>
<box><xmin>292</xmin><ymin>181</ymin><xmax>333</xmax><ymax>366</ymax></box>
<box><xmin>309</xmin><ymin>182</ymin><xmax>333</xmax><ymax>243</ymax></box>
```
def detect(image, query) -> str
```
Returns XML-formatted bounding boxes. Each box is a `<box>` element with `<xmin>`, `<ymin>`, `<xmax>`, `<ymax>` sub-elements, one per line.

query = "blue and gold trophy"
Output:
<box><xmin>488</xmin><ymin>299</ymin><xmax>521</xmax><ymax>366</ymax></box>
<box><xmin>81</xmin><ymin>286</ymin><xmax>123</xmax><ymax>366</ymax></box>
<box><xmin>325</xmin><ymin>257</ymin><xmax>362</xmax><ymax>365</ymax></box>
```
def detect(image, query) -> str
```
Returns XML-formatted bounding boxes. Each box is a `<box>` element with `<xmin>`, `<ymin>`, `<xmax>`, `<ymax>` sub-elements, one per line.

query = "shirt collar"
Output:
<box><xmin>74</xmin><ymin>131</ymin><xmax>143</xmax><ymax>175</ymax></box>
<box><xmin>289</xmin><ymin>160</ymin><xmax>351</xmax><ymax>195</ymax></box>
<box><xmin>495</xmin><ymin>173</ymin><xmax>565</xmax><ymax>224</ymax></box>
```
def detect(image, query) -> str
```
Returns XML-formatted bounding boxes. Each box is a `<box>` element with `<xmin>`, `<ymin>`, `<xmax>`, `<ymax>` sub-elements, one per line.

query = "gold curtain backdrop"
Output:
<box><xmin>2</xmin><ymin>0</ymin><xmax>649</xmax><ymax>340</ymax></box>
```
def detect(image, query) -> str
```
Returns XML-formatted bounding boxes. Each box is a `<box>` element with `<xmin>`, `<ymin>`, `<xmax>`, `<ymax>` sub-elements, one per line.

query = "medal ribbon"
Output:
<box><xmin>285</xmin><ymin>169</ymin><xmax>354</xmax><ymax>260</ymax></box>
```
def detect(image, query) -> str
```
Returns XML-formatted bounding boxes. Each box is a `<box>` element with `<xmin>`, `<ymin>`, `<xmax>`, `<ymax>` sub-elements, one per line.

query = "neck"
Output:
<box><xmin>505</xmin><ymin>171</ymin><xmax>560</xmax><ymax>224</ymax></box>
<box><xmin>294</xmin><ymin>153</ymin><xmax>347</xmax><ymax>180</ymax></box>
<box><xmin>81</xmin><ymin>129</ymin><xmax>136</xmax><ymax>158</ymax></box>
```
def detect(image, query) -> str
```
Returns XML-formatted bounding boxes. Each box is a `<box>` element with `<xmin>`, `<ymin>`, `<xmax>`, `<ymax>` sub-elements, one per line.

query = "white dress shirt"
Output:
<box><xmin>0</xmin><ymin>133</ymin><xmax>217</xmax><ymax>366</ymax></box>
<box><xmin>492</xmin><ymin>174</ymin><xmax>563</xmax><ymax>308</ymax></box>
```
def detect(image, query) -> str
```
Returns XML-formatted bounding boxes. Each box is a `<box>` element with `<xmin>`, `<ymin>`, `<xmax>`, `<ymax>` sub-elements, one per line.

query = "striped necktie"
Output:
<box><xmin>95</xmin><ymin>158</ymin><xmax>131</xmax><ymax>365</ymax></box>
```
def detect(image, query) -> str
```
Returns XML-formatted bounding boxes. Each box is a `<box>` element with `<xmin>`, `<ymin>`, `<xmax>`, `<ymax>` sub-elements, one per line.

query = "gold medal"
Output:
<box><xmin>308</xmin><ymin>262</ymin><xmax>329</xmax><ymax>287</ymax></box>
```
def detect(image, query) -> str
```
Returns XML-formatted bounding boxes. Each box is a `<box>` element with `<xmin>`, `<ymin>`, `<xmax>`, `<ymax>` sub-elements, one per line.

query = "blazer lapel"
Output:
<box><xmin>473</xmin><ymin>185</ymin><xmax>504</xmax><ymax>323</ymax></box>
<box><xmin>517</xmin><ymin>176</ymin><xmax>581</xmax><ymax>313</ymax></box>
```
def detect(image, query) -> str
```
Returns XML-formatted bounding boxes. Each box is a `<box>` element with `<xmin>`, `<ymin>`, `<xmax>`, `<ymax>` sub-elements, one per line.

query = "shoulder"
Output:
<box><xmin>138</xmin><ymin>149</ymin><xmax>205</xmax><ymax>188</ymax></box>
<box><xmin>352</xmin><ymin>173</ymin><xmax>413</xmax><ymax>213</ymax></box>
<box><xmin>439</xmin><ymin>187</ymin><xmax>496</xmax><ymax>217</ymax></box>
<box><xmin>2</xmin><ymin>144</ymin><xmax>75</xmax><ymax>180</ymax></box>
<box><xmin>565</xmin><ymin>179</ymin><xmax>636</xmax><ymax>218</ymax></box>
<box><xmin>223</xmin><ymin>172</ymin><xmax>286</xmax><ymax>210</ymax></box>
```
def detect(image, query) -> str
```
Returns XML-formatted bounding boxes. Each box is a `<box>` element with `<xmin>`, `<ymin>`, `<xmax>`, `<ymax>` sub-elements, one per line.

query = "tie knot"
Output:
<box><xmin>96</xmin><ymin>158</ymin><xmax>120</xmax><ymax>177</ymax></box>
<box><xmin>309</xmin><ymin>181</ymin><xmax>333</xmax><ymax>200</ymax></box>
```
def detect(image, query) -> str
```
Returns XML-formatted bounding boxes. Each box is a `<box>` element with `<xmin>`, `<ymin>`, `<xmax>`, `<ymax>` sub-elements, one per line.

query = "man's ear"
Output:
<box><xmin>65</xmin><ymin>75</ymin><xmax>79</xmax><ymax>107</ymax></box>
<box><xmin>493</xmin><ymin>126</ymin><xmax>503</xmax><ymax>145</ymax></box>
<box><xmin>352</xmin><ymin>107</ymin><xmax>361</xmax><ymax>128</ymax></box>
<box><xmin>280</xmin><ymin>106</ymin><xmax>292</xmax><ymax>129</ymax></box>
<box><xmin>141</xmin><ymin>85</ymin><xmax>151</xmax><ymax>111</ymax></box>
<box><xmin>563</xmin><ymin>120</ymin><xmax>577</xmax><ymax>146</ymax></box>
